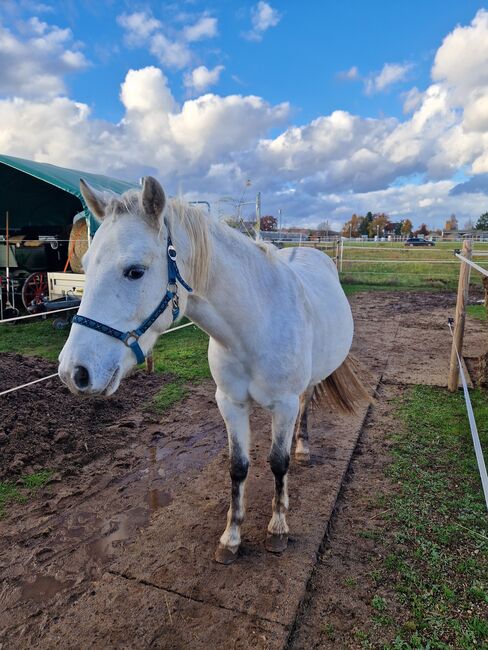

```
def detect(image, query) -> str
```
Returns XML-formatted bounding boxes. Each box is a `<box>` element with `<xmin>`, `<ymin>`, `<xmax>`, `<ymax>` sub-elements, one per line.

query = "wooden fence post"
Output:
<box><xmin>448</xmin><ymin>239</ymin><xmax>473</xmax><ymax>392</ymax></box>
<box><xmin>482</xmin><ymin>276</ymin><xmax>488</xmax><ymax>312</ymax></box>
<box><xmin>146</xmin><ymin>352</ymin><xmax>154</xmax><ymax>374</ymax></box>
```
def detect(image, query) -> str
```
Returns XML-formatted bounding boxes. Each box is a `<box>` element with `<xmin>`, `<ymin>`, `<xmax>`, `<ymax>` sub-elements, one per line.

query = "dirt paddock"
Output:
<box><xmin>1</xmin><ymin>291</ymin><xmax>487</xmax><ymax>649</ymax></box>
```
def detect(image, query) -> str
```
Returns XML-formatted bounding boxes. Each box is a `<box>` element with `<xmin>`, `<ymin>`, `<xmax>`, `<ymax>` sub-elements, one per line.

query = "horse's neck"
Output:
<box><xmin>185</xmin><ymin>223</ymin><xmax>281</xmax><ymax>350</ymax></box>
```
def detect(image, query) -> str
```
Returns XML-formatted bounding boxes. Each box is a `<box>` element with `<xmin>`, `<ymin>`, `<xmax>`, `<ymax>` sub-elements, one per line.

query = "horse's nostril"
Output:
<box><xmin>73</xmin><ymin>365</ymin><xmax>90</xmax><ymax>390</ymax></box>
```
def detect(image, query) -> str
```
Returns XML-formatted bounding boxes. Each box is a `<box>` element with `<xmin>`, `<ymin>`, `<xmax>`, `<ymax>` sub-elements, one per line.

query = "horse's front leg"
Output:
<box><xmin>266</xmin><ymin>395</ymin><xmax>300</xmax><ymax>553</ymax></box>
<box><xmin>214</xmin><ymin>388</ymin><xmax>250</xmax><ymax>565</ymax></box>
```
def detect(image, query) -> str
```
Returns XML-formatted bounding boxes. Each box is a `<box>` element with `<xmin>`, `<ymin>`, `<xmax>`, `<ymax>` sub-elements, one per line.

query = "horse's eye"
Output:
<box><xmin>124</xmin><ymin>265</ymin><xmax>145</xmax><ymax>280</ymax></box>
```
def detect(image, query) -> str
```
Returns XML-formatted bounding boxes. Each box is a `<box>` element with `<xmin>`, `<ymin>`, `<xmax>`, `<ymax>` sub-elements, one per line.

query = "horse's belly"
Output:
<box><xmin>280</xmin><ymin>248</ymin><xmax>354</xmax><ymax>382</ymax></box>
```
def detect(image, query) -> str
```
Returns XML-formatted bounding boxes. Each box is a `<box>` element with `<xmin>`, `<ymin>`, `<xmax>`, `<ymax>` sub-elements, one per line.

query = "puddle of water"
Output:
<box><xmin>86</xmin><ymin>506</ymin><xmax>149</xmax><ymax>564</ymax></box>
<box><xmin>146</xmin><ymin>488</ymin><xmax>173</xmax><ymax>512</ymax></box>
<box><xmin>20</xmin><ymin>575</ymin><xmax>73</xmax><ymax>604</ymax></box>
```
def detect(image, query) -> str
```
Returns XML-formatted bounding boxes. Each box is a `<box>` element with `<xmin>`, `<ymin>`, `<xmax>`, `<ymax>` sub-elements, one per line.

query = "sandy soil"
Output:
<box><xmin>0</xmin><ymin>291</ymin><xmax>486</xmax><ymax>649</ymax></box>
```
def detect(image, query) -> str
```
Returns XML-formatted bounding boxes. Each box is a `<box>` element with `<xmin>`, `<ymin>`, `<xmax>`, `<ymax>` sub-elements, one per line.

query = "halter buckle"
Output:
<box><xmin>123</xmin><ymin>331</ymin><xmax>140</xmax><ymax>348</ymax></box>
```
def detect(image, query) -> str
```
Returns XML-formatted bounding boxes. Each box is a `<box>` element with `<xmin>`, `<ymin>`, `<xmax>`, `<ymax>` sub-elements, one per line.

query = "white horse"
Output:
<box><xmin>59</xmin><ymin>177</ymin><xmax>368</xmax><ymax>564</ymax></box>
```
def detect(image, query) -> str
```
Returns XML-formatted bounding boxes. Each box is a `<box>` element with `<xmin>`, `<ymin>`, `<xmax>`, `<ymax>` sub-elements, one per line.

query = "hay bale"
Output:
<box><xmin>68</xmin><ymin>219</ymin><xmax>89</xmax><ymax>273</ymax></box>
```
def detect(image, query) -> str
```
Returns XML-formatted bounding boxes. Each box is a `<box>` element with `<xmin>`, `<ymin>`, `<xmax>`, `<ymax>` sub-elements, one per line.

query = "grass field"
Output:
<box><xmin>336</xmin><ymin>241</ymin><xmax>488</xmax><ymax>290</ymax></box>
<box><xmin>363</xmin><ymin>386</ymin><xmax>488</xmax><ymax>648</ymax></box>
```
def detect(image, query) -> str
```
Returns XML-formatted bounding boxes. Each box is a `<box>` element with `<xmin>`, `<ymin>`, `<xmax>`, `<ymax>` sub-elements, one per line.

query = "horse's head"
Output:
<box><xmin>59</xmin><ymin>176</ymin><xmax>191</xmax><ymax>396</ymax></box>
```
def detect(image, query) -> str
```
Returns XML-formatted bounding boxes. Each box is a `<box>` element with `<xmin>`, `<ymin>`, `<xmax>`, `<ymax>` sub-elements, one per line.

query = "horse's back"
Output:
<box><xmin>277</xmin><ymin>246</ymin><xmax>353</xmax><ymax>382</ymax></box>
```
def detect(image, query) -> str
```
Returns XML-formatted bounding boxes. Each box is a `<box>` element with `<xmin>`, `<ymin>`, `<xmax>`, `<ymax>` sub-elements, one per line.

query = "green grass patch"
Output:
<box><xmin>150</xmin><ymin>322</ymin><xmax>210</xmax><ymax>412</ymax></box>
<box><xmin>151</xmin><ymin>381</ymin><xmax>188</xmax><ymax>413</ymax></box>
<box><xmin>377</xmin><ymin>385</ymin><xmax>488</xmax><ymax>649</ymax></box>
<box><xmin>0</xmin><ymin>470</ymin><xmax>53</xmax><ymax>518</ymax></box>
<box><xmin>0</xmin><ymin>319</ymin><xmax>69</xmax><ymax>360</ymax></box>
<box><xmin>467</xmin><ymin>304</ymin><xmax>487</xmax><ymax>321</ymax></box>
<box><xmin>152</xmin><ymin>322</ymin><xmax>210</xmax><ymax>381</ymax></box>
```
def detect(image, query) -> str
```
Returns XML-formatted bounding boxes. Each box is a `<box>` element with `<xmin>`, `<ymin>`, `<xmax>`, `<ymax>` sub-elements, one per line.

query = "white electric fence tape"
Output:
<box><xmin>454</xmin><ymin>254</ymin><xmax>488</xmax><ymax>278</ymax></box>
<box><xmin>448</xmin><ymin>320</ymin><xmax>488</xmax><ymax>511</ymax></box>
<box><xmin>0</xmin><ymin>372</ymin><xmax>59</xmax><ymax>396</ymax></box>
<box><xmin>0</xmin><ymin>306</ymin><xmax>79</xmax><ymax>325</ymax></box>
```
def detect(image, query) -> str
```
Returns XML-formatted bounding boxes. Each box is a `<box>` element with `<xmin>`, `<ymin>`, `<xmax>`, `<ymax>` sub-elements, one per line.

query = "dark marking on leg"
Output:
<box><xmin>215</xmin><ymin>449</ymin><xmax>249</xmax><ymax>565</ymax></box>
<box><xmin>266</xmin><ymin>444</ymin><xmax>290</xmax><ymax>553</ymax></box>
<box><xmin>269</xmin><ymin>445</ymin><xmax>289</xmax><ymax>480</ymax></box>
<box><xmin>229</xmin><ymin>455</ymin><xmax>248</xmax><ymax>526</ymax></box>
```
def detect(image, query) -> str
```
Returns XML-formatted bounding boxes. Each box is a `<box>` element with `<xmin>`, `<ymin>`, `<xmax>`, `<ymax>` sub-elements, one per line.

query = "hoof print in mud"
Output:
<box><xmin>265</xmin><ymin>532</ymin><xmax>289</xmax><ymax>554</ymax></box>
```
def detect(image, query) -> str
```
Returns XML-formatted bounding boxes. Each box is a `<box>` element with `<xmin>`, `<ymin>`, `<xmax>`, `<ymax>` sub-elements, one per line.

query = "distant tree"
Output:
<box><xmin>414</xmin><ymin>223</ymin><xmax>430</xmax><ymax>236</ymax></box>
<box><xmin>385</xmin><ymin>221</ymin><xmax>402</xmax><ymax>236</ymax></box>
<box><xmin>225</xmin><ymin>218</ymin><xmax>240</xmax><ymax>229</ymax></box>
<box><xmin>369</xmin><ymin>213</ymin><xmax>390</xmax><ymax>237</ymax></box>
<box><xmin>342</xmin><ymin>214</ymin><xmax>363</xmax><ymax>238</ymax></box>
<box><xmin>359</xmin><ymin>211</ymin><xmax>373</xmax><ymax>236</ymax></box>
<box><xmin>444</xmin><ymin>214</ymin><xmax>458</xmax><ymax>231</ymax></box>
<box><xmin>475</xmin><ymin>212</ymin><xmax>488</xmax><ymax>230</ymax></box>
<box><xmin>400</xmin><ymin>219</ymin><xmax>413</xmax><ymax>236</ymax></box>
<box><xmin>260</xmin><ymin>215</ymin><xmax>277</xmax><ymax>231</ymax></box>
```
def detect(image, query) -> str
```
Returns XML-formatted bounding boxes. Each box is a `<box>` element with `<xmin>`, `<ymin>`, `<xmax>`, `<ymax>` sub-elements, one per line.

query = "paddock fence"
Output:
<box><xmin>334</xmin><ymin>239</ymin><xmax>488</xmax><ymax>289</ymax></box>
<box><xmin>447</xmin><ymin>239</ymin><xmax>488</xmax><ymax>510</ymax></box>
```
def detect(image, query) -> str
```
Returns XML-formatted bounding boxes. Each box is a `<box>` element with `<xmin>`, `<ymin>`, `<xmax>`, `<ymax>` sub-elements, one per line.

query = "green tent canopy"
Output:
<box><xmin>0</xmin><ymin>154</ymin><xmax>138</xmax><ymax>237</ymax></box>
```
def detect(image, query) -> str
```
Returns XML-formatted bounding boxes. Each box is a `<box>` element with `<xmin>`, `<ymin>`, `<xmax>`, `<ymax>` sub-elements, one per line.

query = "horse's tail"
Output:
<box><xmin>312</xmin><ymin>354</ymin><xmax>372</xmax><ymax>415</ymax></box>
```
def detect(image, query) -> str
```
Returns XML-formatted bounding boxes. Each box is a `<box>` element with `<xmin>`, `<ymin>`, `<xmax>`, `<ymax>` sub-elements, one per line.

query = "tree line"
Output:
<box><xmin>341</xmin><ymin>211</ymin><xmax>488</xmax><ymax>238</ymax></box>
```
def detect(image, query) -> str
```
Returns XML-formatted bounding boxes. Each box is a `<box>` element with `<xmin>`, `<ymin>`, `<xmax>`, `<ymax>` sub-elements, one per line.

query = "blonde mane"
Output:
<box><xmin>165</xmin><ymin>198</ymin><xmax>212</xmax><ymax>295</ymax></box>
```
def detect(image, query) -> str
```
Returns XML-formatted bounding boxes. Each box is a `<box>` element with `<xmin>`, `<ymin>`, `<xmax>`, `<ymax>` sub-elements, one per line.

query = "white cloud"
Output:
<box><xmin>184</xmin><ymin>65</ymin><xmax>224</xmax><ymax>93</ymax></box>
<box><xmin>0</xmin><ymin>18</ymin><xmax>88</xmax><ymax>97</ymax></box>
<box><xmin>149</xmin><ymin>33</ymin><xmax>192</xmax><ymax>69</ymax></box>
<box><xmin>183</xmin><ymin>17</ymin><xmax>218</xmax><ymax>42</ymax></box>
<box><xmin>116</xmin><ymin>11</ymin><xmax>161</xmax><ymax>47</ymax></box>
<box><xmin>402</xmin><ymin>87</ymin><xmax>424</xmax><ymax>113</ymax></box>
<box><xmin>338</xmin><ymin>66</ymin><xmax>359</xmax><ymax>81</ymax></box>
<box><xmin>244</xmin><ymin>1</ymin><xmax>281</xmax><ymax>41</ymax></box>
<box><xmin>432</xmin><ymin>9</ymin><xmax>488</xmax><ymax>96</ymax></box>
<box><xmin>117</xmin><ymin>10</ymin><xmax>218</xmax><ymax>70</ymax></box>
<box><xmin>4</xmin><ymin>11</ymin><xmax>488</xmax><ymax>229</ymax></box>
<box><xmin>365</xmin><ymin>62</ymin><xmax>412</xmax><ymax>94</ymax></box>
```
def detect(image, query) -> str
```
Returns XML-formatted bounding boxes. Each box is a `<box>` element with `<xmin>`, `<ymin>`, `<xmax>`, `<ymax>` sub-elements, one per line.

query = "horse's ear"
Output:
<box><xmin>79</xmin><ymin>178</ymin><xmax>107</xmax><ymax>220</ymax></box>
<box><xmin>140</xmin><ymin>176</ymin><xmax>166</xmax><ymax>223</ymax></box>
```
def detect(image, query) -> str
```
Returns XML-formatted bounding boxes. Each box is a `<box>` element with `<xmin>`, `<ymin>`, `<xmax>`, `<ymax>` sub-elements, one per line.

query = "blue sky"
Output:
<box><xmin>1</xmin><ymin>0</ymin><xmax>488</xmax><ymax>229</ymax></box>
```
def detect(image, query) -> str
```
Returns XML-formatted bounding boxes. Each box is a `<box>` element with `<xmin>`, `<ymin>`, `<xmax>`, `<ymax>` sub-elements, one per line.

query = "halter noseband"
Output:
<box><xmin>71</xmin><ymin>236</ymin><xmax>192</xmax><ymax>364</ymax></box>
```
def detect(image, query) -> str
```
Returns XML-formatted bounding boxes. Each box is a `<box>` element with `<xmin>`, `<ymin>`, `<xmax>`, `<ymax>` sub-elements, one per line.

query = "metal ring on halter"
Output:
<box><xmin>167</xmin><ymin>281</ymin><xmax>178</xmax><ymax>294</ymax></box>
<box><xmin>123</xmin><ymin>331</ymin><xmax>140</xmax><ymax>347</ymax></box>
<box><xmin>168</xmin><ymin>245</ymin><xmax>177</xmax><ymax>260</ymax></box>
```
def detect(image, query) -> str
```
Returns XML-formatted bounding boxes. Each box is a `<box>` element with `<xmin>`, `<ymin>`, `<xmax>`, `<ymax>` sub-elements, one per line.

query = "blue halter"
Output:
<box><xmin>71</xmin><ymin>236</ymin><xmax>192</xmax><ymax>364</ymax></box>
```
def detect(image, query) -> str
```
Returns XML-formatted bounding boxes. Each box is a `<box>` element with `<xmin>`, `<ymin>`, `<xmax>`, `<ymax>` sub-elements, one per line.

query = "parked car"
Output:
<box><xmin>404</xmin><ymin>237</ymin><xmax>435</xmax><ymax>247</ymax></box>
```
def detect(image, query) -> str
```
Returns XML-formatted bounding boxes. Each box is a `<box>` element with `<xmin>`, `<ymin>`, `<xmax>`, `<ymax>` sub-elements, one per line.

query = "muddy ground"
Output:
<box><xmin>0</xmin><ymin>291</ymin><xmax>487</xmax><ymax>649</ymax></box>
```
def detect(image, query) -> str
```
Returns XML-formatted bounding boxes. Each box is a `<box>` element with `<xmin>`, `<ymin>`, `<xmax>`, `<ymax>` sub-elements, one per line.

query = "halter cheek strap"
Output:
<box><xmin>71</xmin><ymin>236</ymin><xmax>192</xmax><ymax>364</ymax></box>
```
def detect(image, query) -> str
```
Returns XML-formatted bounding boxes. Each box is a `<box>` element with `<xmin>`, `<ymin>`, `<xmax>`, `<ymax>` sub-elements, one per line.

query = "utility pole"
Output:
<box><xmin>255</xmin><ymin>192</ymin><xmax>261</xmax><ymax>241</ymax></box>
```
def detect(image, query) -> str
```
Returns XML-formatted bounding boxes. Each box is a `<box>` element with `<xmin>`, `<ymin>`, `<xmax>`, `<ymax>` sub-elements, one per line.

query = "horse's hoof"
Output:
<box><xmin>295</xmin><ymin>451</ymin><xmax>311</xmax><ymax>465</ymax></box>
<box><xmin>265</xmin><ymin>532</ymin><xmax>288</xmax><ymax>554</ymax></box>
<box><xmin>215</xmin><ymin>543</ymin><xmax>239</xmax><ymax>565</ymax></box>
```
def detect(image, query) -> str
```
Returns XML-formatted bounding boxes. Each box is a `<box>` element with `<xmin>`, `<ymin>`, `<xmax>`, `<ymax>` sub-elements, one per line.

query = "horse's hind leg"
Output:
<box><xmin>295</xmin><ymin>386</ymin><xmax>314</xmax><ymax>464</ymax></box>
<box><xmin>214</xmin><ymin>388</ymin><xmax>250</xmax><ymax>565</ymax></box>
<box><xmin>266</xmin><ymin>395</ymin><xmax>299</xmax><ymax>553</ymax></box>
